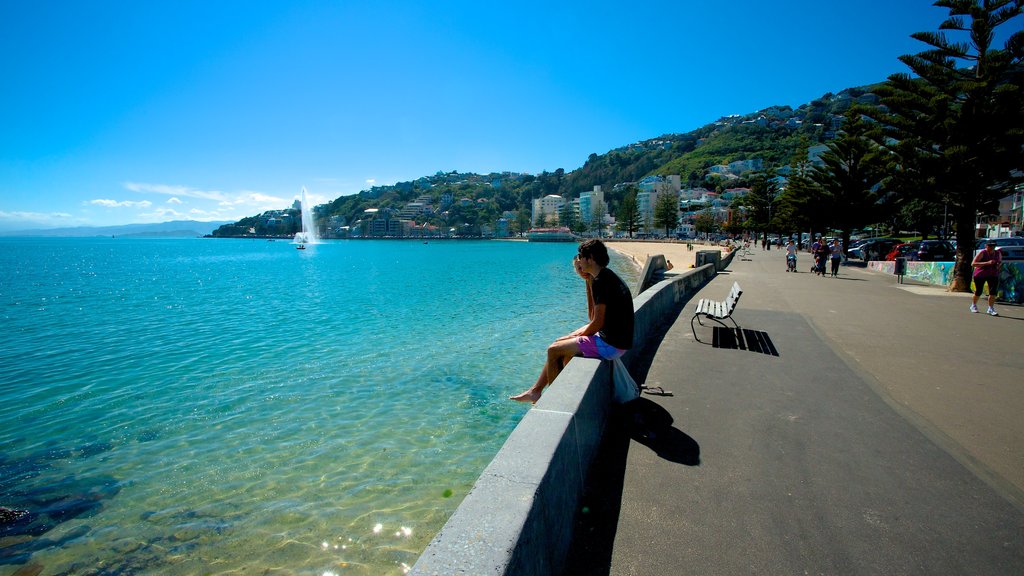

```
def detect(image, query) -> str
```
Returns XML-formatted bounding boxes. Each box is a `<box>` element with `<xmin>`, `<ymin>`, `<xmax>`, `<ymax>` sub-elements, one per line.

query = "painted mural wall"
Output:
<box><xmin>866</xmin><ymin>260</ymin><xmax>1023</xmax><ymax>304</ymax></box>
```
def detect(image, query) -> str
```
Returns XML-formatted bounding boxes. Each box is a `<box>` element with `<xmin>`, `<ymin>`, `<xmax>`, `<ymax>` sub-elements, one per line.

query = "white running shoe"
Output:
<box><xmin>970</xmin><ymin>304</ymin><xmax>978</xmax><ymax>313</ymax></box>
<box><xmin>988</xmin><ymin>307</ymin><xmax>998</xmax><ymax>316</ymax></box>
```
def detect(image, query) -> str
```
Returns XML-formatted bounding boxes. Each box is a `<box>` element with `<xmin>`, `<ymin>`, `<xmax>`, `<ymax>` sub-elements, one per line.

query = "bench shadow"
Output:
<box><xmin>694</xmin><ymin>326</ymin><xmax>781</xmax><ymax>356</ymax></box>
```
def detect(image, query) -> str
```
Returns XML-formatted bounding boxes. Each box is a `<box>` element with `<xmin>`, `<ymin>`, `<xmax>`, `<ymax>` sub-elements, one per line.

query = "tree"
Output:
<box><xmin>868</xmin><ymin>0</ymin><xmax>1024</xmax><ymax>290</ymax></box>
<box><xmin>616</xmin><ymin>189</ymin><xmax>642</xmax><ymax>238</ymax></box>
<box><xmin>515</xmin><ymin>208</ymin><xmax>532</xmax><ymax>236</ymax></box>
<box><xmin>560</xmin><ymin>201</ymin><xmax>578</xmax><ymax>233</ymax></box>
<box><xmin>740</xmin><ymin>169</ymin><xmax>781</xmax><ymax>233</ymax></box>
<box><xmin>694</xmin><ymin>208</ymin><xmax>717</xmax><ymax>238</ymax></box>
<box><xmin>590</xmin><ymin>199</ymin><xmax>607</xmax><ymax>238</ymax></box>
<box><xmin>808</xmin><ymin>109</ymin><xmax>887</xmax><ymax>251</ymax></box>
<box><xmin>773</xmin><ymin>160</ymin><xmax>817</xmax><ymax>240</ymax></box>
<box><xmin>653</xmin><ymin>191</ymin><xmax>680</xmax><ymax>237</ymax></box>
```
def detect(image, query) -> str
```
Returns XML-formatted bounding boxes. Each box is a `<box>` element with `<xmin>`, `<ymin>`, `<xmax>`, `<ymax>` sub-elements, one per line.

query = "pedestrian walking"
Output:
<box><xmin>970</xmin><ymin>240</ymin><xmax>1002</xmax><ymax>316</ymax></box>
<box><xmin>830</xmin><ymin>239</ymin><xmax>843</xmax><ymax>277</ymax></box>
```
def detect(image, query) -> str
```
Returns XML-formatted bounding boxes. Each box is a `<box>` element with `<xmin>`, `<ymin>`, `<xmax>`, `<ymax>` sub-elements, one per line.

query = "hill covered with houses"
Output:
<box><xmin>211</xmin><ymin>85</ymin><xmax>879</xmax><ymax>240</ymax></box>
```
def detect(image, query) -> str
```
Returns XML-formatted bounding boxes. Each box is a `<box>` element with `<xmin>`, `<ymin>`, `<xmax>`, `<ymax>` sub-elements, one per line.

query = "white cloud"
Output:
<box><xmin>87</xmin><ymin>199</ymin><xmax>153</xmax><ymax>208</ymax></box>
<box><xmin>238</xmin><ymin>191</ymin><xmax>290</xmax><ymax>205</ymax></box>
<box><xmin>139</xmin><ymin>207</ymin><xmax>185</xmax><ymax>220</ymax></box>
<box><xmin>123</xmin><ymin>182</ymin><xmax>228</xmax><ymax>202</ymax></box>
<box><xmin>116</xmin><ymin>182</ymin><xmax>322</xmax><ymax>223</ymax></box>
<box><xmin>0</xmin><ymin>210</ymin><xmax>75</xmax><ymax>223</ymax></box>
<box><xmin>365</xmin><ymin>178</ymin><xmax>376</xmax><ymax>185</ymax></box>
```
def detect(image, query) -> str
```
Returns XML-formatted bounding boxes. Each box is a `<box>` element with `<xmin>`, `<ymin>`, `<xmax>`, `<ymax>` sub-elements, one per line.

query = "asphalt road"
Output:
<box><xmin>566</xmin><ymin>253</ymin><xmax>1024</xmax><ymax>575</ymax></box>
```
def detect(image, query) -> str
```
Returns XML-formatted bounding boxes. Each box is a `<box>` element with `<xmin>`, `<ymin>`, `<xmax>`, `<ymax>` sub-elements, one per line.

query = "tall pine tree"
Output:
<box><xmin>808</xmin><ymin>108</ymin><xmax>888</xmax><ymax>251</ymax></box>
<box><xmin>869</xmin><ymin>0</ymin><xmax>1024</xmax><ymax>290</ymax></box>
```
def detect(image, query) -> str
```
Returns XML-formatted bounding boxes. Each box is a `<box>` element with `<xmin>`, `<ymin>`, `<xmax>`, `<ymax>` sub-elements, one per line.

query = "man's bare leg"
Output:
<box><xmin>510</xmin><ymin>339</ymin><xmax>580</xmax><ymax>403</ymax></box>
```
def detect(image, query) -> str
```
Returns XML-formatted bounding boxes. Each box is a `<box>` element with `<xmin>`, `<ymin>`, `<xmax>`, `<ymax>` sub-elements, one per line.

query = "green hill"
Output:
<box><xmin>212</xmin><ymin>84</ymin><xmax>881</xmax><ymax>238</ymax></box>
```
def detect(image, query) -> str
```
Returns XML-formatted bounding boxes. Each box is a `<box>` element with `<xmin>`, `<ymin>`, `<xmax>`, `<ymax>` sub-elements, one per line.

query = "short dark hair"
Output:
<box><xmin>578</xmin><ymin>239</ymin><xmax>610</xmax><ymax>267</ymax></box>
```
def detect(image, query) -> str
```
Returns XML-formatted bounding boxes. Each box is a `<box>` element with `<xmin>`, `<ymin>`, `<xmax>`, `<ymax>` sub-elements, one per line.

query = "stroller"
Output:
<box><xmin>812</xmin><ymin>253</ymin><xmax>826</xmax><ymax>275</ymax></box>
<box><xmin>786</xmin><ymin>253</ymin><xmax>797</xmax><ymax>272</ymax></box>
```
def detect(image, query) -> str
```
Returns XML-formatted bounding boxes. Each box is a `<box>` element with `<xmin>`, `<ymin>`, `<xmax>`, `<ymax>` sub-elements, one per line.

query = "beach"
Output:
<box><xmin>605</xmin><ymin>239</ymin><xmax>726</xmax><ymax>272</ymax></box>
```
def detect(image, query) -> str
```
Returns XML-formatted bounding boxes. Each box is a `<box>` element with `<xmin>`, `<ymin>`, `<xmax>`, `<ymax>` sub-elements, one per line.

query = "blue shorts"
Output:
<box><xmin>577</xmin><ymin>335</ymin><xmax>626</xmax><ymax>360</ymax></box>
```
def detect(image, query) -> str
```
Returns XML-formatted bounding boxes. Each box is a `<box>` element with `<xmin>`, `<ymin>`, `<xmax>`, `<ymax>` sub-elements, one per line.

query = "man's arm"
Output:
<box><xmin>585</xmin><ymin>278</ymin><xmax>594</xmax><ymax>320</ymax></box>
<box><xmin>579</xmin><ymin>303</ymin><xmax>606</xmax><ymax>337</ymax></box>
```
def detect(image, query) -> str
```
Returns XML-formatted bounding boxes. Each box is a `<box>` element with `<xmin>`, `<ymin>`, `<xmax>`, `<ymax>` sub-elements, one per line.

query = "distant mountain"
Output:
<box><xmin>1</xmin><ymin>220</ymin><xmax>233</xmax><ymax>238</ymax></box>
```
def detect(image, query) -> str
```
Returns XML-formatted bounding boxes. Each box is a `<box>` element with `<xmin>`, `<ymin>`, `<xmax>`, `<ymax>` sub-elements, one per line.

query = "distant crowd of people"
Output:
<box><xmin>782</xmin><ymin>237</ymin><xmax>844</xmax><ymax>277</ymax></box>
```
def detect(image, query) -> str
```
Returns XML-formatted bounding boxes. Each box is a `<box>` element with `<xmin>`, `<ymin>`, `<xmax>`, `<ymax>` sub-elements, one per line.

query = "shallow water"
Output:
<box><xmin>0</xmin><ymin>237</ymin><xmax>636</xmax><ymax>575</ymax></box>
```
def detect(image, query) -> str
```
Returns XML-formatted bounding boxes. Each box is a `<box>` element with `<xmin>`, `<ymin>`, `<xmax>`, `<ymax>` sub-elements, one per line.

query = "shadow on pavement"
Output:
<box><xmin>563</xmin><ymin>301</ymin><xmax>702</xmax><ymax>576</ymax></box>
<box><xmin>623</xmin><ymin>398</ymin><xmax>701</xmax><ymax>466</ymax></box>
<box><xmin>562</xmin><ymin>399</ymin><xmax>700</xmax><ymax>576</ymax></box>
<box><xmin>704</xmin><ymin>326</ymin><xmax>780</xmax><ymax>356</ymax></box>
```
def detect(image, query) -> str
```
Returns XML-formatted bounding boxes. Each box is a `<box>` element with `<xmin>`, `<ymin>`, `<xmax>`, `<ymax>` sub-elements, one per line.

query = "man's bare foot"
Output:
<box><xmin>509</xmin><ymin>389</ymin><xmax>540</xmax><ymax>404</ymax></box>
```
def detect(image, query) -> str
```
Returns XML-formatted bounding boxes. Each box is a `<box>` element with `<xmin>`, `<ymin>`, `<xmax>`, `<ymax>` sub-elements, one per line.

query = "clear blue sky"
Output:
<box><xmin>0</xmin><ymin>0</ymin><xmax>999</xmax><ymax>229</ymax></box>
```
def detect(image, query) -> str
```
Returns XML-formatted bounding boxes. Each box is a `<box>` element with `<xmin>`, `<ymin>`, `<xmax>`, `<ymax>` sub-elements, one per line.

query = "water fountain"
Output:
<box><xmin>294</xmin><ymin>186</ymin><xmax>319</xmax><ymax>245</ymax></box>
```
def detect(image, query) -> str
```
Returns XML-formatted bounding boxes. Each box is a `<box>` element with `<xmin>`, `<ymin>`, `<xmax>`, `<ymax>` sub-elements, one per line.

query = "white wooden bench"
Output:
<box><xmin>691</xmin><ymin>281</ymin><xmax>742</xmax><ymax>339</ymax></box>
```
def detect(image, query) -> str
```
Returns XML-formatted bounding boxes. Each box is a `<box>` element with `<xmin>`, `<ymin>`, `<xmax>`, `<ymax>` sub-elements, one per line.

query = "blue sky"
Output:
<box><xmin>0</xmin><ymin>1</ymin><xmax>1003</xmax><ymax>229</ymax></box>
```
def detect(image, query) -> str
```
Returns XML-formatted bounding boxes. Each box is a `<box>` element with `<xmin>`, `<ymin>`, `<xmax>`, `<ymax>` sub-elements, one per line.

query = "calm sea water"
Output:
<box><xmin>0</xmin><ymin>237</ymin><xmax>636</xmax><ymax>575</ymax></box>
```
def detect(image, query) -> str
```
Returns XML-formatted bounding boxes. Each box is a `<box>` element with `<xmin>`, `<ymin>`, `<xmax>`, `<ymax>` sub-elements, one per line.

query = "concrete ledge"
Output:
<box><xmin>410</xmin><ymin>263</ymin><xmax>719</xmax><ymax>576</ymax></box>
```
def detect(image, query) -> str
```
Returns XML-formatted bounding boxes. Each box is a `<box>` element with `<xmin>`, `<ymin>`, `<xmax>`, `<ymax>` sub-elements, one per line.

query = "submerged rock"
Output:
<box><xmin>0</xmin><ymin>507</ymin><xmax>29</xmax><ymax>525</ymax></box>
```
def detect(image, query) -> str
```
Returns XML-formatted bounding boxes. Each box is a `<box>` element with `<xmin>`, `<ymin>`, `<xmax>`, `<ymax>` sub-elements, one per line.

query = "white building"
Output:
<box><xmin>532</xmin><ymin>194</ymin><xmax>566</xmax><ymax>226</ymax></box>
<box><xmin>638</xmin><ymin>175</ymin><xmax>681</xmax><ymax>195</ymax></box>
<box><xmin>579</xmin><ymin>186</ymin><xmax>605</xmax><ymax>224</ymax></box>
<box><xmin>637</xmin><ymin>189</ymin><xmax>659</xmax><ymax>232</ymax></box>
<box><xmin>808</xmin><ymin>144</ymin><xmax>830</xmax><ymax>168</ymax></box>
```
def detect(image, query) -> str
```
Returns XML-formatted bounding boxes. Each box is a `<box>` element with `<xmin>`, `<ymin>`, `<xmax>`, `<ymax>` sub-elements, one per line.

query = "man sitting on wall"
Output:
<box><xmin>510</xmin><ymin>239</ymin><xmax>634</xmax><ymax>404</ymax></box>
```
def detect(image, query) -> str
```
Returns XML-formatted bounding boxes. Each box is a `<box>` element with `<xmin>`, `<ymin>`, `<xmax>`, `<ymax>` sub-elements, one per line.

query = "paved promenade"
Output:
<box><xmin>567</xmin><ymin>249</ymin><xmax>1024</xmax><ymax>575</ymax></box>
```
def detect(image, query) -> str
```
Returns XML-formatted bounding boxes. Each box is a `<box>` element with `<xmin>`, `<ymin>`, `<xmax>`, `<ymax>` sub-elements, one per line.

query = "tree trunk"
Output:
<box><xmin>950</xmin><ymin>208</ymin><xmax>977</xmax><ymax>292</ymax></box>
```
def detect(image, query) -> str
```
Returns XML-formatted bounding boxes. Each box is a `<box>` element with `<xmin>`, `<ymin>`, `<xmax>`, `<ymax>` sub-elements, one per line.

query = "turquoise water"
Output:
<box><xmin>0</xmin><ymin>237</ymin><xmax>636</xmax><ymax>575</ymax></box>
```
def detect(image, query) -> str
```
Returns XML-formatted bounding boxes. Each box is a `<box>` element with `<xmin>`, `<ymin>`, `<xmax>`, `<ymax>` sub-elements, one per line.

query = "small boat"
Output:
<box><xmin>296</xmin><ymin>244</ymin><xmax>306</xmax><ymax>250</ymax></box>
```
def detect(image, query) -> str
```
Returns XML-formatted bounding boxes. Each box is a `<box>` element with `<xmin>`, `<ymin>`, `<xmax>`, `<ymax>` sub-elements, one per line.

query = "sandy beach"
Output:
<box><xmin>605</xmin><ymin>240</ymin><xmax>726</xmax><ymax>272</ymax></box>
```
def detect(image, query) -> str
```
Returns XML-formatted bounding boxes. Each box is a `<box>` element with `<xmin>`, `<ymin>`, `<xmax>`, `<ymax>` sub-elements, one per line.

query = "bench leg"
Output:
<box><xmin>692</xmin><ymin>313</ymin><xmax>741</xmax><ymax>343</ymax></box>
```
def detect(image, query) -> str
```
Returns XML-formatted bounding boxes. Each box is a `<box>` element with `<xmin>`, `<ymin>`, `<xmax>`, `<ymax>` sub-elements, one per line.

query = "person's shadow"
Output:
<box><xmin>563</xmin><ymin>398</ymin><xmax>700</xmax><ymax>575</ymax></box>
<box><xmin>621</xmin><ymin>398</ymin><xmax>701</xmax><ymax>465</ymax></box>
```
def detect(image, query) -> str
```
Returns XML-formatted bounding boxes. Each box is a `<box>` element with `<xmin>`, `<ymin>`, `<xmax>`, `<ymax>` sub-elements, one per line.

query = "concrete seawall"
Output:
<box><xmin>410</xmin><ymin>250</ymin><xmax>734</xmax><ymax>575</ymax></box>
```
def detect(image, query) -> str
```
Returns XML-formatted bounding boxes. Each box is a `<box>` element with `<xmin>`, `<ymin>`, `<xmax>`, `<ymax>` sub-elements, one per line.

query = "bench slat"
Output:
<box><xmin>692</xmin><ymin>283</ymin><xmax>743</xmax><ymax>332</ymax></box>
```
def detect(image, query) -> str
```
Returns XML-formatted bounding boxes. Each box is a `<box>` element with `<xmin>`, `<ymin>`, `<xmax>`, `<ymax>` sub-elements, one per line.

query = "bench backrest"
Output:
<box><xmin>726</xmin><ymin>282</ymin><xmax>743</xmax><ymax>312</ymax></box>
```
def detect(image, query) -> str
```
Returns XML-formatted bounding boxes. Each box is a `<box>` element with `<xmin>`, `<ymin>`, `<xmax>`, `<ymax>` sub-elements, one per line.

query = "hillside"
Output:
<box><xmin>213</xmin><ymin>84</ymin><xmax>881</xmax><ymax>238</ymax></box>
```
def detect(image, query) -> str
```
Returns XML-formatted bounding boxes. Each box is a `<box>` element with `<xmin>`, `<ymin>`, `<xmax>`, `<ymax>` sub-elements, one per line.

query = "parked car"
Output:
<box><xmin>974</xmin><ymin>237</ymin><xmax>1024</xmax><ymax>250</ymax></box>
<box><xmin>973</xmin><ymin>237</ymin><xmax>1024</xmax><ymax>260</ymax></box>
<box><xmin>997</xmin><ymin>246</ymin><xmax>1024</xmax><ymax>260</ymax></box>
<box><xmin>845</xmin><ymin>239</ymin><xmax>871</xmax><ymax>258</ymax></box>
<box><xmin>857</xmin><ymin>238</ymin><xmax>901</xmax><ymax>261</ymax></box>
<box><xmin>885</xmin><ymin>242</ymin><xmax>920</xmax><ymax>261</ymax></box>
<box><xmin>914</xmin><ymin>239</ymin><xmax>956</xmax><ymax>261</ymax></box>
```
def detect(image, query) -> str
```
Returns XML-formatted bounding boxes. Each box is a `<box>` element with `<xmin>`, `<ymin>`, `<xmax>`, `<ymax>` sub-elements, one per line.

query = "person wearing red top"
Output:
<box><xmin>970</xmin><ymin>240</ymin><xmax>1003</xmax><ymax>316</ymax></box>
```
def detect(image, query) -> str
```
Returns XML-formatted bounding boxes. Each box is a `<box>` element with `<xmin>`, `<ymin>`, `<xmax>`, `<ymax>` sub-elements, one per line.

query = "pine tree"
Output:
<box><xmin>653</xmin><ymin>192</ymin><xmax>680</xmax><ymax>238</ymax></box>
<box><xmin>774</xmin><ymin>160</ymin><xmax>818</xmax><ymax>241</ymax></box>
<box><xmin>740</xmin><ymin>169</ymin><xmax>781</xmax><ymax>234</ymax></box>
<box><xmin>615</xmin><ymin>188</ymin><xmax>642</xmax><ymax>238</ymax></box>
<box><xmin>868</xmin><ymin>0</ymin><xmax>1024</xmax><ymax>290</ymax></box>
<box><xmin>808</xmin><ymin>108</ymin><xmax>888</xmax><ymax>251</ymax></box>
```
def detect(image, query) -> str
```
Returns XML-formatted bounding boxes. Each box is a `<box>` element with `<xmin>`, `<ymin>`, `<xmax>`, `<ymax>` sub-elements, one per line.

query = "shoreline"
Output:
<box><xmin>604</xmin><ymin>240</ymin><xmax>726</xmax><ymax>272</ymax></box>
